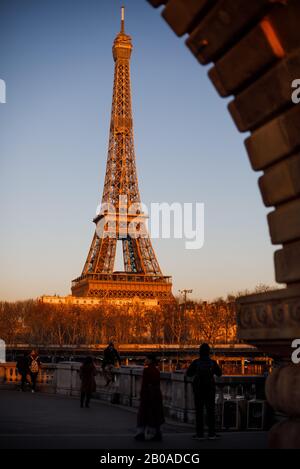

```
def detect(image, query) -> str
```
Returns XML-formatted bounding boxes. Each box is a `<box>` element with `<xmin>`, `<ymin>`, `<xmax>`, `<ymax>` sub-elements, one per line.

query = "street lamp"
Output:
<box><xmin>178</xmin><ymin>289</ymin><xmax>193</xmax><ymax>305</ymax></box>
<box><xmin>178</xmin><ymin>289</ymin><xmax>193</xmax><ymax>351</ymax></box>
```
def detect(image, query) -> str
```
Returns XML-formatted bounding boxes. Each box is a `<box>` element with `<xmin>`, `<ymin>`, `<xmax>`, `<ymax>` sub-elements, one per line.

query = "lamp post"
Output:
<box><xmin>178</xmin><ymin>289</ymin><xmax>193</xmax><ymax>353</ymax></box>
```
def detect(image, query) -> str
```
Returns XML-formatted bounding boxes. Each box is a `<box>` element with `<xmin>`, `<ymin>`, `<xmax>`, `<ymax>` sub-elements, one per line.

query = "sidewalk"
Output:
<box><xmin>0</xmin><ymin>390</ymin><xmax>268</xmax><ymax>449</ymax></box>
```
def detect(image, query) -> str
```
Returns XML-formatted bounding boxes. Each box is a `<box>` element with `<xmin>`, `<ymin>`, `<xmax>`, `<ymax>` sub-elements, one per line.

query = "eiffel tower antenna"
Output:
<box><xmin>71</xmin><ymin>9</ymin><xmax>173</xmax><ymax>304</ymax></box>
<box><xmin>121</xmin><ymin>6</ymin><xmax>125</xmax><ymax>33</ymax></box>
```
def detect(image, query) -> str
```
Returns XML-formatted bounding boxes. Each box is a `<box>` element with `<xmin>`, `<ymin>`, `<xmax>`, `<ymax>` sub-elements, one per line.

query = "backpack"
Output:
<box><xmin>30</xmin><ymin>357</ymin><xmax>39</xmax><ymax>373</ymax></box>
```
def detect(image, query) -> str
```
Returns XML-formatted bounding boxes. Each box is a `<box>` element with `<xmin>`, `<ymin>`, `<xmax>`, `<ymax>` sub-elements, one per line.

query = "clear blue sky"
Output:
<box><xmin>0</xmin><ymin>0</ymin><xmax>279</xmax><ymax>301</ymax></box>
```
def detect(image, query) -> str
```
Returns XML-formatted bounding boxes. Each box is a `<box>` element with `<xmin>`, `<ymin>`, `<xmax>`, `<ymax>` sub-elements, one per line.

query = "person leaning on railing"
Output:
<box><xmin>102</xmin><ymin>341</ymin><xmax>121</xmax><ymax>386</ymax></box>
<box><xmin>186</xmin><ymin>343</ymin><xmax>222</xmax><ymax>440</ymax></box>
<box><xmin>16</xmin><ymin>353</ymin><xmax>30</xmax><ymax>392</ymax></box>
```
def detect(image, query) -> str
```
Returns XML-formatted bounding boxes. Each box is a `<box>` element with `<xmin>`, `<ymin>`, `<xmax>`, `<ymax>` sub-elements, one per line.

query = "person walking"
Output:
<box><xmin>16</xmin><ymin>353</ymin><xmax>30</xmax><ymax>392</ymax></box>
<box><xmin>79</xmin><ymin>356</ymin><xmax>97</xmax><ymax>408</ymax></box>
<box><xmin>28</xmin><ymin>350</ymin><xmax>41</xmax><ymax>393</ymax></box>
<box><xmin>186</xmin><ymin>343</ymin><xmax>222</xmax><ymax>440</ymax></box>
<box><xmin>102</xmin><ymin>341</ymin><xmax>121</xmax><ymax>386</ymax></box>
<box><xmin>135</xmin><ymin>354</ymin><xmax>164</xmax><ymax>442</ymax></box>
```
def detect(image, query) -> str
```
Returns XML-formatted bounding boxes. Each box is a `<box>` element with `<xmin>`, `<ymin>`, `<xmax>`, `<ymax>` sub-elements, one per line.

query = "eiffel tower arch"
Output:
<box><xmin>71</xmin><ymin>8</ymin><xmax>173</xmax><ymax>305</ymax></box>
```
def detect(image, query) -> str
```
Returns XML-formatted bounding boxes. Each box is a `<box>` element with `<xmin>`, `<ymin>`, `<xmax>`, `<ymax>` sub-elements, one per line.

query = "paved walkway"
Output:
<box><xmin>0</xmin><ymin>390</ymin><xmax>268</xmax><ymax>449</ymax></box>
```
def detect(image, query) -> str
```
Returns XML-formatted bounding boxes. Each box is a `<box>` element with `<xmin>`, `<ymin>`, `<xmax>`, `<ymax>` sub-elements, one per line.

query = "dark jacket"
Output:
<box><xmin>102</xmin><ymin>346</ymin><xmax>121</xmax><ymax>368</ymax></box>
<box><xmin>137</xmin><ymin>364</ymin><xmax>165</xmax><ymax>428</ymax></box>
<box><xmin>16</xmin><ymin>356</ymin><xmax>29</xmax><ymax>374</ymax></box>
<box><xmin>187</xmin><ymin>357</ymin><xmax>222</xmax><ymax>395</ymax></box>
<box><xmin>80</xmin><ymin>363</ymin><xmax>97</xmax><ymax>394</ymax></box>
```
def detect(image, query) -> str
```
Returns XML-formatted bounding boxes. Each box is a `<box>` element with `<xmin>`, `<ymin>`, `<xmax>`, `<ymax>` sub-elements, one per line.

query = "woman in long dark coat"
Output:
<box><xmin>135</xmin><ymin>354</ymin><xmax>165</xmax><ymax>441</ymax></box>
<box><xmin>79</xmin><ymin>356</ymin><xmax>97</xmax><ymax>408</ymax></box>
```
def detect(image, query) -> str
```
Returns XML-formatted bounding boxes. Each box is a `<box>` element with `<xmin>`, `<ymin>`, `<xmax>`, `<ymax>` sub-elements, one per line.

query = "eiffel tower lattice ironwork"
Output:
<box><xmin>71</xmin><ymin>8</ymin><xmax>173</xmax><ymax>303</ymax></box>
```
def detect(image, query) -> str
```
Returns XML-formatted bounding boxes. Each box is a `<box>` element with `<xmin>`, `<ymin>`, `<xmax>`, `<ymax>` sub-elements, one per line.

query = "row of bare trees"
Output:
<box><xmin>0</xmin><ymin>296</ymin><xmax>241</xmax><ymax>346</ymax></box>
<box><xmin>163</xmin><ymin>298</ymin><xmax>237</xmax><ymax>345</ymax></box>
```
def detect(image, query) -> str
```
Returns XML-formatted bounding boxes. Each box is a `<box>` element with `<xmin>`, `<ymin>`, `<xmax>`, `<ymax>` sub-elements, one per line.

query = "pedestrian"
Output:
<box><xmin>16</xmin><ymin>353</ymin><xmax>30</xmax><ymax>392</ymax></box>
<box><xmin>186</xmin><ymin>343</ymin><xmax>222</xmax><ymax>440</ymax></box>
<box><xmin>28</xmin><ymin>349</ymin><xmax>41</xmax><ymax>393</ymax></box>
<box><xmin>79</xmin><ymin>356</ymin><xmax>97</xmax><ymax>408</ymax></box>
<box><xmin>102</xmin><ymin>341</ymin><xmax>121</xmax><ymax>386</ymax></box>
<box><xmin>135</xmin><ymin>354</ymin><xmax>164</xmax><ymax>442</ymax></box>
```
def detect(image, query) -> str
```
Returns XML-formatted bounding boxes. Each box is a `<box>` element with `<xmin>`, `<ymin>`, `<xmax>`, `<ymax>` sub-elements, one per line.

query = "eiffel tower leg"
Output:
<box><xmin>82</xmin><ymin>235</ymin><xmax>117</xmax><ymax>275</ymax></box>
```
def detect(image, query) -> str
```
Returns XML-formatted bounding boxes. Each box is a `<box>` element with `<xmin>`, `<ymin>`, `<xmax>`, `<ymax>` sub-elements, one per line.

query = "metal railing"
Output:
<box><xmin>72</xmin><ymin>272</ymin><xmax>172</xmax><ymax>286</ymax></box>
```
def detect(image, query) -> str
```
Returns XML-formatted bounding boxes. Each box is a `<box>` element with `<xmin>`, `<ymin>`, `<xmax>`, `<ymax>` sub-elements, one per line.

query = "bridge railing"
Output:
<box><xmin>0</xmin><ymin>362</ymin><xmax>58</xmax><ymax>391</ymax></box>
<box><xmin>0</xmin><ymin>362</ymin><xmax>266</xmax><ymax>428</ymax></box>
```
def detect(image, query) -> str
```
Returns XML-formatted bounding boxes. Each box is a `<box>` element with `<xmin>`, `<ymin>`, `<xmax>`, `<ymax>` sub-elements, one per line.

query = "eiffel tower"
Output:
<box><xmin>71</xmin><ymin>8</ymin><xmax>173</xmax><ymax>304</ymax></box>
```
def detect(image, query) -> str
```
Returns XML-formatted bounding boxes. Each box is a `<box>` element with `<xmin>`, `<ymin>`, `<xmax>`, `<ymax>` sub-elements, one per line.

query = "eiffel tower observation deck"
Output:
<box><xmin>71</xmin><ymin>8</ymin><xmax>173</xmax><ymax>304</ymax></box>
